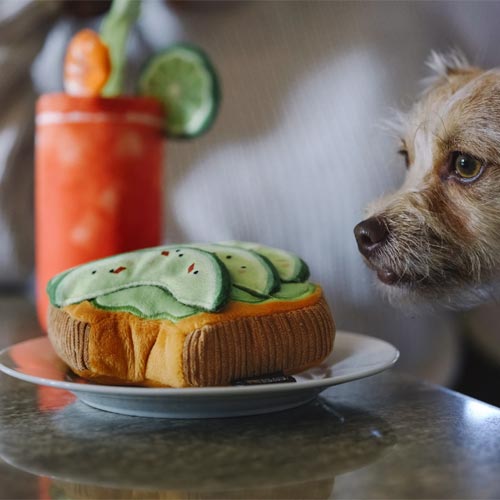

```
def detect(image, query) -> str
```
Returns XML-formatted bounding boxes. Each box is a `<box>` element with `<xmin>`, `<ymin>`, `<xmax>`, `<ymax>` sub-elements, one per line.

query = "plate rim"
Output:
<box><xmin>0</xmin><ymin>331</ymin><xmax>399</xmax><ymax>396</ymax></box>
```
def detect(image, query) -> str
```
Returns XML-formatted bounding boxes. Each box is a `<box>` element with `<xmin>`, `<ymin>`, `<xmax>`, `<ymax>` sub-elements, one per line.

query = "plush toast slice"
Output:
<box><xmin>48</xmin><ymin>286</ymin><xmax>335</xmax><ymax>387</ymax></box>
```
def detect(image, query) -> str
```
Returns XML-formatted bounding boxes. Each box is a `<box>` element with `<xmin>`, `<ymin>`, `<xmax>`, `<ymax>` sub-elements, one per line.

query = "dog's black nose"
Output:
<box><xmin>354</xmin><ymin>217</ymin><xmax>389</xmax><ymax>257</ymax></box>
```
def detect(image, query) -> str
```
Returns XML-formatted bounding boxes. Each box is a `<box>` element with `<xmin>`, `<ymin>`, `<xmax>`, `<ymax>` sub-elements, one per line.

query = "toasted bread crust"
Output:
<box><xmin>183</xmin><ymin>296</ymin><xmax>334</xmax><ymax>386</ymax></box>
<box><xmin>47</xmin><ymin>291</ymin><xmax>335</xmax><ymax>387</ymax></box>
<box><xmin>48</xmin><ymin>306</ymin><xmax>90</xmax><ymax>372</ymax></box>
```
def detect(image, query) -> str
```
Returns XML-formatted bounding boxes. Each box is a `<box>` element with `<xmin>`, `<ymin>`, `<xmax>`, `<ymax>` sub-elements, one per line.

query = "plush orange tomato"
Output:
<box><xmin>64</xmin><ymin>29</ymin><xmax>111</xmax><ymax>96</ymax></box>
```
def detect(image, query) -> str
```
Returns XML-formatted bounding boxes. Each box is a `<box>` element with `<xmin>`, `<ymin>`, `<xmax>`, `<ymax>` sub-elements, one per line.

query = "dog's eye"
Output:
<box><xmin>452</xmin><ymin>152</ymin><xmax>484</xmax><ymax>181</ymax></box>
<box><xmin>398</xmin><ymin>149</ymin><xmax>410</xmax><ymax>168</ymax></box>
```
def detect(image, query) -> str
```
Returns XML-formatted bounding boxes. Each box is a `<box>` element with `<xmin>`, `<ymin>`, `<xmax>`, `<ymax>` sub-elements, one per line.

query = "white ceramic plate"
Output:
<box><xmin>0</xmin><ymin>331</ymin><xmax>398</xmax><ymax>418</ymax></box>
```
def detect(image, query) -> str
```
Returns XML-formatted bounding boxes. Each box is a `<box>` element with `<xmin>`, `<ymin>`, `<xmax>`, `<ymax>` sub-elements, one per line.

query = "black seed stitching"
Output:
<box><xmin>178</xmin><ymin>253</ymin><xmax>184</xmax><ymax>257</ymax></box>
<box><xmin>92</xmin><ymin>271</ymin><xmax>96</xmax><ymax>274</ymax></box>
<box><xmin>226</xmin><ymin>255</ymin><xmax>232</xmax><ymax>259</ymax></box>
<box><xmin>194</xmin><ymin>270</ymin><xmax>199</xmax><ymax>274</ymax></box>
<box><xmin>109</xmin><ymin>269</ymin><xmax>114</xmax><ymax>273</ymax></box>
<box><xmin>241</xmin><ymin>266</ymin><xmax>247</xmax><ymax>269</ymax></box>
<box><xmin>175</xmin><ymin>249</ymin><xmax>180</xmax><ymax>252</ymax></box>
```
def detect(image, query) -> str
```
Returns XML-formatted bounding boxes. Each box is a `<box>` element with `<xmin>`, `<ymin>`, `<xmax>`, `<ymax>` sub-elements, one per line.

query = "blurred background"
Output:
<box><xmin>1</xmin><ymin>0</ymin><xmax>499</xmax><ymax>405</ymax></box>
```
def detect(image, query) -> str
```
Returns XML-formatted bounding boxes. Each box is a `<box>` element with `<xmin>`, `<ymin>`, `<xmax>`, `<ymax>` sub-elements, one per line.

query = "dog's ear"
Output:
<box><xmin>422</xmin><ymin>50</ymin><xmax>475</xmax><ymax>89</ymax></box>
<box><xmin>427</xmin><ymin>50</ymin><xmax>470</xmax><ymax>76</ymax></box>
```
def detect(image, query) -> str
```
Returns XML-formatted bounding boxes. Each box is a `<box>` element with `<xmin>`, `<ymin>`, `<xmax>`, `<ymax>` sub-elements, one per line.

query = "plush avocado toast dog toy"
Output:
<box><xmin>47</xmin><ymin>242</ymin><xmax>335</xmax><ymax>387</ymax></box>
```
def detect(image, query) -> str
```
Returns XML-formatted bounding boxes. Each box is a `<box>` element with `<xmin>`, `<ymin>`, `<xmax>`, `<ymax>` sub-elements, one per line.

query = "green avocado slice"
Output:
<box><xmin>48</xmin><ymin>246</ymin><xmax>230</xmax><ymax>312</ymax></box>
<box><xmin>191</xmin><ymin>243</ymin><xmax>280</xmax><ymax>297</ymax></box>
<box><xmin>230</xmin><ymin>285</ymin><xmax>264</xmax><ymax>303</ymax></box>
<box><xmin>93</xmin><ymin>285</ymin><xmax>199</xmax><ymax>320</ymax></box>
<box><xmin>231</xmin><ymin>282</ymin><xmax>316</xmax><ymax>303</ymax></box>
<box><xmin>224</xmin><ymin>241</ymin><xmax>310</xmax><ymax>282</ymax></box>
<box><xmin>272</xmin><ymin>282</ymin><xmax>315</xmax><ymax>300</ymax></box>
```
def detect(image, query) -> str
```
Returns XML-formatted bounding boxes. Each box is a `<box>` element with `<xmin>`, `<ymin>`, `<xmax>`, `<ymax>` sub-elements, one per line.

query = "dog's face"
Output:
<box><xmin>355</xmin><ymin>53</ymin><xmax>500</xmax><ymax>306</ymax></box>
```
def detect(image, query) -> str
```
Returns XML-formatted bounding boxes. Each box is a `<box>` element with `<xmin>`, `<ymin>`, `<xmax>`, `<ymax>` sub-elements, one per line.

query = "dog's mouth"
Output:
<box><xmin>364</xmin><ymin>259</ymin><xmax>411</xmax><ymax>287</ymax></box>
<box><xmin>375</xmin><ymin>267</ymin><xmax>400</xmax><ymax>285</ymax></box>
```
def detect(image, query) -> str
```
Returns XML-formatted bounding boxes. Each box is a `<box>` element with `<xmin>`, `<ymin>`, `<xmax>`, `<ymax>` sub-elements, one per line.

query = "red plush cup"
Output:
<box><xmin>35</xmin><ymin>93</ymin><xmax>165</xmax><ymax>331</ymax></box>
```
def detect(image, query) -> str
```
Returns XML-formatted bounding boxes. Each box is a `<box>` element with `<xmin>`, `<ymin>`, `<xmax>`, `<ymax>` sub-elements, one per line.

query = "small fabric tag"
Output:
<box><xmin>232</xmin><ymin>372</ymin><xmax>296</xmax><ymax>386</ymax></box>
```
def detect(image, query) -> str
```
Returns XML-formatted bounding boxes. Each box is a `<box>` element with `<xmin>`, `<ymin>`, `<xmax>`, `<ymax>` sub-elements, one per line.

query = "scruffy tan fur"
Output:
<box><xmin>360</xmin><ymin>52</ymin><xmax>500</xmax><ymax>306</ymax></box>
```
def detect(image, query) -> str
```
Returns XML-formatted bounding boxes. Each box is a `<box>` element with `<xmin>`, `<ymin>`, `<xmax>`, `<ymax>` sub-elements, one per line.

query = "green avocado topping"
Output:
<box><xmin>47</xmin><ymin>242</ymin><xmax>315</xmax><ymax>321</ymax></box>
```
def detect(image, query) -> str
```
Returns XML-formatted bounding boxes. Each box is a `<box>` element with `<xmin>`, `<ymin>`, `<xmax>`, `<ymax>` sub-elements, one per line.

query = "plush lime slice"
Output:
<box><xmin>138</xmin><ymin>44</ymin><xmax>220</xmax><ymax>138</ymax></box>
<box><xmin>224</xmin><ymin>241</ymin><xmax>310</xmax><ymax>282</ymax></box>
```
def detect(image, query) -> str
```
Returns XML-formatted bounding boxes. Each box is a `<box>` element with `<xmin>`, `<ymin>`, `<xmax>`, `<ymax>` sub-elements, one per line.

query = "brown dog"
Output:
<box><xmin>354</xmin><ymin>52</ymin><xmax>500</xmax><ymax>306</ymax></box>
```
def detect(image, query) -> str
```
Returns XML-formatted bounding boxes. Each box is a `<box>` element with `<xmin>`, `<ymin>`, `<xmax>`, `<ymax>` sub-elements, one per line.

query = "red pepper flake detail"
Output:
<box><xmin>161</xmin><ymin>251</ymin><xmax>170</xmax><ymax>256</ymax></box>
<box><xmin>187</xmin><ymin>263</ymin><xmax>195</xmax><ymax>273</ymax></box>
<box><xmin>112</xmin><ymin>266</ymin><xmax>127</xmax><ymax>274</ymax></box>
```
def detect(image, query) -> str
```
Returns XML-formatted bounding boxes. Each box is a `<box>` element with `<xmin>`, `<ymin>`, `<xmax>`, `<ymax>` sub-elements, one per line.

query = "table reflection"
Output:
<box><xmin>0</xmin><ymin>385</ymin><xmax>395</xmax><ymax>499</ymax></box>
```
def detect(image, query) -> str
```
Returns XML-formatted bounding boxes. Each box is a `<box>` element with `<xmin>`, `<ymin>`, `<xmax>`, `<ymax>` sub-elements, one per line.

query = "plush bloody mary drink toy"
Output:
<box><xmin>35</xmin><ymin>0</ymin><xmax>220</xmax><ymax>330</ymax></box>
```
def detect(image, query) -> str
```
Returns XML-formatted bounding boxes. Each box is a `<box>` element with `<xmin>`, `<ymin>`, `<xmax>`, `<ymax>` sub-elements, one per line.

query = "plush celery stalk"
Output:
<box><xmin>100</xmin><ymin>0</ymin><xmax>141</xmax><ymax>96</ymax></box>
